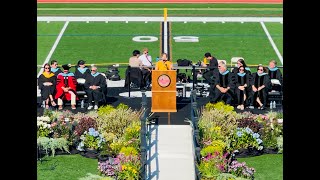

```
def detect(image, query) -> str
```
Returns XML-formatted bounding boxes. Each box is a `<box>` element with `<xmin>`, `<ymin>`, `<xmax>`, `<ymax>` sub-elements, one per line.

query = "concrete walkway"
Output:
<box><xmin>146</xmin><ymin>125</ymin><xmax>195</xmax><ymax>180</ymax></box>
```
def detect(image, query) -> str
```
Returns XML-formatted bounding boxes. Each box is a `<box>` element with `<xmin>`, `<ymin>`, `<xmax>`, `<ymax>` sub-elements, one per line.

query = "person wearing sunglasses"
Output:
<box><xmin>84</xmin><ymin>65</ymin><xmax>107</xmax><ymax>110</ymax></box>
<box><xmin>75</xmin><ymin>60</ymin><xmax>90</xmax><ymax>79</ymax></box>
<box><xmin>250</xmin><ymin>65</ymin><xmax>271</xmax><ymax>110</ymax></box>
<box><xmin>235</xmin><ymin>66</ymin><xmax>250</xmax><ymax>110</ymax></box>
<box><xmin>38</xmin><ymin>63</ymin><xmax>57</xmax><ymax>109</ymax></box>
<box><xmin>74</xmin><ymin>60</ymin><xmax>91</xmax><ymax>92</ymax></box>
<box><xmin>139</xmin><ymin>48</ymin><xmax>153</xmax><ymax>89</ymax></box>
<box><xmin>55</xmin><ymin>64</ymin><xmax>78</xmax><ymax>110</ymax></box>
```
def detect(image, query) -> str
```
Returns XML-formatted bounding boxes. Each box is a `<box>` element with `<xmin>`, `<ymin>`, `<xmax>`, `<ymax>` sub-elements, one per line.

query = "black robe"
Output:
<box><xmin>268</xmin><ymin>68</ymin><xmax>283</xmax><ymax>92</ymax></box>
<box><xmin>84</xmin><ymin>73</ymin><xmax>107</xmax><ymax>105</ymax></box>
<box><xmin>235</xmin><ymin>73</ymin><xmax>250</xmax><ymax>105</ymax></box>
<box><xmin>74</xmin><ymin>67</ymin><xmax>91</xmax><ymax>79</ymax></box>
<box><xmin>74</xmin><ymin>67</ymin><xmax>91</xmax><ymax>91</ymax></box>
<box><xmin>38</xmin><ymin>73</ymin><xmax>56</xmax><ymax>100</ymax></box>
<box><xmin>202</xmin><ymin>57</ymin><xmax>219</xmax><ymax>84</ymax></box>
<box><xmin>250</xmin><ymin>73</ymin><xmax>271</xmax><ymax>106</ymax></box>
<box><xmin>211</xmin><ymin>71</ymin><xmax>236</xmax><ymax>104</ymax></box>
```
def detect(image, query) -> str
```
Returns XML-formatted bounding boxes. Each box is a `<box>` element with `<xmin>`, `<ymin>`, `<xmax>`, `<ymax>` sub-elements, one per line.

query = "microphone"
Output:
<box><xmin>165</xmin><ymin>63</ymin><xmax>168</xmax><ymax>70</ymax></box>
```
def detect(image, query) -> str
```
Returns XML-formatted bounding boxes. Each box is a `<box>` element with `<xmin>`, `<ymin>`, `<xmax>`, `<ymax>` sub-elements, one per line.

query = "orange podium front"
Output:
<box><xmin>151</xmin><ymin>70</ymin><xmax>177</xmax><ymax>112</ymax></box>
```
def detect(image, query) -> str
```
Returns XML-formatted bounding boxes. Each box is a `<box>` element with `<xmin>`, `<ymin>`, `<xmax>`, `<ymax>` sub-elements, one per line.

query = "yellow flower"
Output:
<box><xmin>213</xmin><ymin>126</ymin><xmax>221</xmax><ymax>131</ymax></box>
<box><xmin>133</xmin><ymin>169</ymin><xmax>137</xmax><ymax>174</ymax></box>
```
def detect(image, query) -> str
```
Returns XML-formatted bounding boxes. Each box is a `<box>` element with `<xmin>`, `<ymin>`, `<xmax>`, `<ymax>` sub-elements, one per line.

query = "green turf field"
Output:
<box><xmin>37</xmin><ymin>3</ymin><xmax>282</xmax><ymax>76</ymax></box>
<box><xmin>37</xmin><ymin>3</ymin><xmax>282</xmax><ymax>17</ymax></box>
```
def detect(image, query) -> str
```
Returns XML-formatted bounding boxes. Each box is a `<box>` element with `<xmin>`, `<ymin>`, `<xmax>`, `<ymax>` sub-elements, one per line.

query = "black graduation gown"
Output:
<box><xmin>268</xmin><ymin>68</ymin><xmax>283</xmax><ymax>91</ymax></box>
<box><xmin>74</xmin><ymin>67</ymin><xmax>91</xmax><ymax>79</ymax></box>
<box><xmin>235</xmin><ymin>73</ymin><xmax>250</xmax><ymax>105</ymax></box>
<box><xmin>84</xmin><ymin>73</ymin><xmax>107</xmax><ymax>104</ymax></box>
<box><xmin>250</xmin><ymin>73</ymin><xmax>271</xmax><ymax>106</ymax></box>
<box><xmin>203</xmin><ymin>57</ymin><xmax>219</xmax><ymax>84</ymax></box>
<box><xmin>212</xmin><ymin>71</ymin><xmax>236</xmax><ymax>104</ymax></box>
<box><xmin>75</xmin><ymin>67</ymin><xmax>91</xmax><ymax>91</ymax></box>
<box><xmin>38</xmin><ymin>73</ymin><xmax>56</xmax><ymax>100</ymax></box>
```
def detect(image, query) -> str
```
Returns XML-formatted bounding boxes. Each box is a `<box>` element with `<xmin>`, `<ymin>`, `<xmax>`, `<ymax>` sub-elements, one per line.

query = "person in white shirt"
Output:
<box><xmin>139</xmin><ymin>47</ymin><xmax>153</xmax><ymax>88</ymax></box>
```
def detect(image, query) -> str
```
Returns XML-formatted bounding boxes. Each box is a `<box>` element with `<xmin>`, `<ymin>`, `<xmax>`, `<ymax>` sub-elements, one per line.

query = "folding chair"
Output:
<box><xmin>230</xmin><ymin>57</ymin><xmax>244</xmax><ymax>71</ymax></box>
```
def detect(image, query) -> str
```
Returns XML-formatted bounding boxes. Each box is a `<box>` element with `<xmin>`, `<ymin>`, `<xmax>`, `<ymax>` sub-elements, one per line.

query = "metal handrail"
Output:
<box><xmin>190</xmin><ymin>89</ymin><xmax>201</xmax><ymax>180</ymax></box>
<box><xmin>139</xmin><ymin>91</ymin><xmax>148</xmax><ymax>180</ymax></box>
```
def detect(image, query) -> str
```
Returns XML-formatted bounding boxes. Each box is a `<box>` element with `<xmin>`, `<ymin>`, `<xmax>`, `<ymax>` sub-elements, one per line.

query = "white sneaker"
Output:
<box><xmin>87</xmin><ymin>105</ymin><xmax>93</xmax><ymax>110</ymax></box>
<box><xmin>94</xmin><ymin>105</ymin><xmax>98</xmax><ymax>110</ymax></box>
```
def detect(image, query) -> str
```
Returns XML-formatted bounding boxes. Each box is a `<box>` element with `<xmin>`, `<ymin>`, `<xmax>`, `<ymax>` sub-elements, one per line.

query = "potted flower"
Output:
<box><xmin>77</xmin><ymin>128</ymin><xmax>105</xmax><ymax>158</ymax></box>
<box><xmin>37</xmin><ymin>116</ymin><xmax>52</xmax><ymax>138</ymax></box>
<box><xmin>230</xmin><ymin>127</ymin><xmax>263</xmax><ymax>157</ymax></box>
<box><xmin>227</xmin><ymin>160</ymin><xmax>255</xmax><ymax>179</ymax></box>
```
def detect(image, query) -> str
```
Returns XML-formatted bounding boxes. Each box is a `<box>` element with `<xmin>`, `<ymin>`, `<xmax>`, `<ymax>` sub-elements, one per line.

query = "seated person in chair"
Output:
<box><xmin>211</xmin><ymin>61</ymin><xmax>235</xmax><ymax>105</ymax></box>
<box><xmin>38</xmin><ymin>63</ymin><xmax>57</xmax><ymax>109</ymax></box>
<box><xmin>139</xmin><ymin>47</ymin><xmax>153</xmax><ymax>88</ymax></box>
<box><xmin>84</xmin><ymin>65</ymin><xmax>107</xmax><ymax>110</ymax></box>
<box><xmin>235</xmin><ymin>66</ymin><xmax>250</xmax><ymax>110</ymax></box>
<box><xmin>74</xmin><ymin>60</ymin><xmax>90</xmax><ymax>91</ymax></box>
<box><xmin>267</xmin><ymin>59</ymin><xmax>282</xmax><ymax>92</ymax></box>
<box><xmin>50</xmin><ymin>60</ymin><xmax>62</xmax><ymax>76</ymax></box>
<box><xmin>231</xmin><ymin>58</ymin><xmax>251</xmax><ymax>74</ymax></box>
<box><xmin>125</xmin><ymin>50</ymin><xmax>144</xmax><ymax>88</ymax></box>
<box><xmin>249</xmin><ymin>65</ymin><xmax>271</xmax><ymax>110</ymax></box>
<box><xmin>55</xmin><ymin>64</ymin><xmax>78</xmax><ymax>110</ymax></box>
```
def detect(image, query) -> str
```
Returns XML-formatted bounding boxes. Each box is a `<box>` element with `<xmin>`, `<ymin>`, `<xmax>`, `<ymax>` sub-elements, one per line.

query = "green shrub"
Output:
<box><xmin>97</xmin><ymin>105</ymin><xmax>116</xmax><ymax>116</ymax></box>
<box><xmin>96</xmin><ymin>106</ymin><xmax>141</xmax><ymax>139</ymax></box>
<box><xmin>37</xmin><ymin>137</ymin><xmax>70</xmax><ymax>157</ymax></box>
<box><xmin>200</xmin><ymin>140</ymin><xmax>226</xmax><ymax>157</ymax></box>
<box><xmin>199</xmin><ymin>102</ymin><xmax>239</xmax><ymax>142</ymax></box>
<box><xmin>120</xmin><ymin>147</ymin><xmax>138</xmax><ymax>156</ymax></box>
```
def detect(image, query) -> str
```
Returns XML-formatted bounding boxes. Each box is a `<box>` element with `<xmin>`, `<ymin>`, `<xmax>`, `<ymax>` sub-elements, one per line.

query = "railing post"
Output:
<box><xmin>140</xmin><ymin>91</ymin><xmax>147</xmax><ymax>180</ymax></box>
<box><xmin>128</xmin><ymin>65</ymin><xmax>131</xmax><ymax>97</ymax></box>
<box><xmin>192</xmin><ymin>65</ymin><xmax>196</xmax><ymax>90</ymax></box>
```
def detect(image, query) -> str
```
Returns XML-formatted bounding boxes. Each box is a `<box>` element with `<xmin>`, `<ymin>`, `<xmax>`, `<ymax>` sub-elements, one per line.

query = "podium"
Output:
<box><xmin>151</xmin><ymin>70</ymin><xmax>177</xmax><ymax>112</ymax></box>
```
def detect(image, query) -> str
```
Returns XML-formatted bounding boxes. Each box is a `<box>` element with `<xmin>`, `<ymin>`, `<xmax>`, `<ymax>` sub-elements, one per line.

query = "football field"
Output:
<box><xmin>37</xmin><ymin>3</ymin><xmax>283</xmax><ymax>76</ymax></box>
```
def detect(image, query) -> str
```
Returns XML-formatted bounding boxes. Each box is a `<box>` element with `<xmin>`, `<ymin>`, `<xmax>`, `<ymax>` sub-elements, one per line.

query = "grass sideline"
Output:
<box><xmin>37</xmin><ymin>153</ymin><xmax>283</xmax><ymax>180</ymax></box>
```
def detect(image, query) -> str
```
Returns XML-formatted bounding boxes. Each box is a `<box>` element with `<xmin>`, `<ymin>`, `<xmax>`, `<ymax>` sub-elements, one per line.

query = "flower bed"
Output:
<box><xmin>197</xmin><ymin>102</ymin><xmax>283</xmax><ymax>179</ymax></box>
<box><xmin>37</xmin><ymin>103</ymin><xmax>143</xmax><ymax>180</ymax></box>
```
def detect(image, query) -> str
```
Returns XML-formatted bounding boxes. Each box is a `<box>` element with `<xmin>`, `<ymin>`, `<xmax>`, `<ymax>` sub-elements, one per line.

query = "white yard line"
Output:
<box><xmin>163</xmin><ymin>21</ymin><xmax>168</xmax><ymax>53</ymax></box>
<box><xmin>37</xmin><ymin>16</ymin><xmax>283</xmax><ymax>22</ymax></box>
<box><xmin>260</xmin><ymin>21</ymin><xmax>283</xmax><ymax>65</ymax></box>
<box><xmin>37</xmin><ymin>8</ymin><xmax>282</xmax><ymax>11</ymax></box>
<box><xmin>37</xmin><ymin>21</ymin><xmax>69</xmax><ymax>78</ymax></box>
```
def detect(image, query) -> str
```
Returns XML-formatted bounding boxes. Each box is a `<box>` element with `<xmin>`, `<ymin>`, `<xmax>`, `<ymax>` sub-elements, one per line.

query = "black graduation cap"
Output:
<box><xmin>62</xmin><ymin>64</ymin><xmax>71</xmax><ymax>70</ymax></box>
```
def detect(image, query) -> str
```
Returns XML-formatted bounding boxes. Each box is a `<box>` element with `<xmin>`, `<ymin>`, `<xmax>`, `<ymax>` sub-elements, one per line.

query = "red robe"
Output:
<box><xmin>55</xmin><ymin>72</ymin><xmax>78</xmax><ymax>101</ymax></box>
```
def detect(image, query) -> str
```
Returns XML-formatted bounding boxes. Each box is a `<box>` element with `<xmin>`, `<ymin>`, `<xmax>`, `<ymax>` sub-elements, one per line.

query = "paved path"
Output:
<box><xmin>146</xmin><ymin>125</ymin><xmax>195</xmax><ymax>180</ymax></box>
